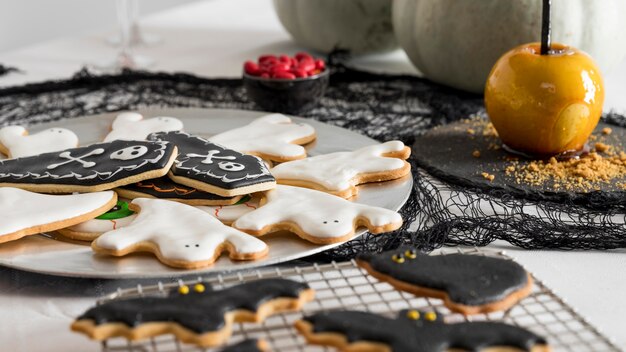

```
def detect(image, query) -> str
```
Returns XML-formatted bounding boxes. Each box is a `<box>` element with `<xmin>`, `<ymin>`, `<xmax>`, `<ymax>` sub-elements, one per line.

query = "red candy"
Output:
<box><xmin>244</xmin><ymin>52</ymin><xmax>326</xmax><ymax>79</ymax></box>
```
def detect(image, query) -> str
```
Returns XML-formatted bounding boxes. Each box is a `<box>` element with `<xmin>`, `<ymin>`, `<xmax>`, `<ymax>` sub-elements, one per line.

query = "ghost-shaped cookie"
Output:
<box><xmin>0</xmin><ymin>125</ymin><xmax>79</xmax><ymax>158</ymax></box>
<box><xmin>209</xmin><ymin>114</ymin><xmax>316</xmax><ymax>162</ymax></box>
<box><xmin>103</xmin><ymin>112</ymin><xmax>184</xmax><ymax>142</ymax></box>
<box><xmin>232</xmin><ymin>185</ymin><xmax>403</xmax><ymax>244</ymax></box>
<box><xmin>92</xmin><ymin>198</ymin><xmax>269</xmax><ymax>269</ymax></box>
<box><xmin>0</xmin><ymin>187</ymin><xmax>117</xmax><ymax>244</ymax></box>
<box><xmin>271</xmin><ymin>141</ymin><xmax>411</xmax><ymax>198</ymax></box>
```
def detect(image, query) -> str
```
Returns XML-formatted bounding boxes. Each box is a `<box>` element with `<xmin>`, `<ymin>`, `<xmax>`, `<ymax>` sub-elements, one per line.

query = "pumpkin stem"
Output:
<box><xmin>541</xmin><ymin>0</ymin><xmax>551</xmax><ymax>55</ymax></box>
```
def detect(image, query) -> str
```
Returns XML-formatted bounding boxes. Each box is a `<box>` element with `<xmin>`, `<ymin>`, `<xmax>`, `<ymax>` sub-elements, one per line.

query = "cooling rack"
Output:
<box><xmin>94</xmin><ymin>247</ymin><xmax>621</xmax><ymax>352</ymax></box>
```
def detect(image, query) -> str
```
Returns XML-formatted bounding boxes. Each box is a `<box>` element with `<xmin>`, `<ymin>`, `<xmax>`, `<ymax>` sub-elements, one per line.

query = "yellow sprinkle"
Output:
<box><xmin>405</xmin><ymin>250</ymin><xmax>417</xmax><ymax>259</ymax></box>
<box><xmin>392</xmin><ymin>254</ymin><xmax>405</xmax><ymax>264</ymax></box>
<box><xmin>425</xmin><ymin>311</ymin><xmax>437</xmax><ymax>321</ymax></box>
<box><xmin>178</xmin><ymin>285</ymin><xmax>190</xmax><ymax>295</ymax></box>
<box><xmin>406</xmin><ymin>310</ymin><xmax>420</xmax><ymax>320</ymax></box>
<box><xmin>194</xmin><ymin>283</ymin><xmax>206</xmax><ymax>293</ymax></box>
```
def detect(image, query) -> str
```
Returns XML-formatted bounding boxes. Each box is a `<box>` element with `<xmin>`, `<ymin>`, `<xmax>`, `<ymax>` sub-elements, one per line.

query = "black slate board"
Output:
<box><xmin>413</xmin><ymin>119</ymin><xmax>626</xmax><ymax>210</ymax></box>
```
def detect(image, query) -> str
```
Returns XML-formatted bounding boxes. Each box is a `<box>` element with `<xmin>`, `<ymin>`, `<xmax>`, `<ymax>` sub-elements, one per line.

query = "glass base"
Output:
<box><xmin>88</xmin><ymin>53</ymin><xmax>154</xmax><ymax>73</ymax></box>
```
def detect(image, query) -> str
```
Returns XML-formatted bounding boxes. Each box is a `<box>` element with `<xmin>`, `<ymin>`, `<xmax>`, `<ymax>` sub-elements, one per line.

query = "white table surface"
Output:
<box><xmin>0</xmin><ymin>0</ymin><xmax>625</xmax><ymax>350</ymax></box>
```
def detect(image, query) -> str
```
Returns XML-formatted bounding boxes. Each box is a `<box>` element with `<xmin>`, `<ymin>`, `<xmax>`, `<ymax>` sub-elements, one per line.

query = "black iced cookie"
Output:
<box><xmin>357</xmin><ymin>248</ymin><xmax>532</xmax><ymax>314</ymax></box>
<box><xmin>0</xmin><ymin>140</ymin><xmax>177</xmax><ymax>193</ymax></box>
<box><xmin>116</xmin><ymin>176</ymin><xmax>242</xmax><ymax>206</ymax></box>
<box><xmin>148</xmin><ymin>131</ymin><xmax>275</xmax><ymax>197</ymax></box>
<box><xmin>219</xmin><ymin>339</ymin><xmax>267</xmax><ymax>352</ymax></box>
<box><xmin>297</xmin><ymin>309</ymin><xmax>549</xmax><ymax>352</ymax></box>
<box><xmin>72</xmin><ymin>279</ymin><xmax>313</xmax><ymax>347</ymax></box>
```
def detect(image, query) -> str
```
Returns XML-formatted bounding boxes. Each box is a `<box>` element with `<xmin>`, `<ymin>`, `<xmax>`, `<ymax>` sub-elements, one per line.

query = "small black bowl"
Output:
<box><xmin>243</xmin><ymin>69</ymin><xmax>329</xmax><ymax>114</ymax></box>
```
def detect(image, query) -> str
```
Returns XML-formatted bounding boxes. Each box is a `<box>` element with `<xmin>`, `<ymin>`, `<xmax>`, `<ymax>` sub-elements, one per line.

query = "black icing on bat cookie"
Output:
<box><xmin>116</xmin><ymin>176</ymin><xmax>239</xmax><ymax>203</ymax></box>
<box><xmin>0</xmin><ymin>140</ymin><xmax>176</xmax><ymax>191</ymax></box>
<box><xmin>357</xmin><ymin>248</ymin><xmax>531</xmax><ymax>312</ymax></box>
<box><xmin>298</xmin><ymin>309</ymin><xmax>548</xmax><ymax>352</ymax></box>
<box><xmin>219</xmin><ymin>339</ymin><xmax>266</xmax><ymax>352</ymax></box>
<box><xmin>75</xmin><ymin>279</ymin><xmax>310</xmax><ymax>334</ymax></box>
<box><xmin>148</xmin><ymin>131</ymin><xmax>275</xmax><ymax>195</ymax></box>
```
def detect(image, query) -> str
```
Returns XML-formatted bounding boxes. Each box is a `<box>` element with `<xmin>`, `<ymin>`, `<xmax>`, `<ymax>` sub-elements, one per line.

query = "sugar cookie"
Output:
<box><xmin>149</xmin><ymin>131</ymin><xmax>275</xmax><ymax>197</ymax></box>
<box><xmin>358</xmin><ymin>248</ymin><xmax>533</xmax><ymax>315</ymax></box>
<box><xmin>92</xmin><ymin>198</ymin><xmax>269</xmax><ymax>269</ymax></box>
<box><xmin>0</xmin><ymin>140</ymin><xmax>177</xmax><ymax>193</ymax></box>
<box><xmin>72</xmin><ymin>278</ymin><xmax>314</xmax><ymax>347</ymax></box>
<box><xmin>296</xmin><ymin>309</ymin><xmax>549</xmax><ymax>352</ymax></box>
<box><xmin>0</xmin><ymin>125</ymin><xmax>79</xmax><ymax>158</ymax></box>
<box><xmin>197</xmin><ymin>195</ymin><xmax>259</xmax><ymax>225</ymax></box>
<box><xmin>209</xmin><ymin>114</ymin><xmax>316</xmax><ymax>162</ymax></box>
<box><xmin>56</xmin><ymin>200</ymin><xmax>137</xmax><ymax>241</ymax></box>
<box><xmin>116</xmin><ymin>176</ymin><xmax>242</xmax><ymax>206</ymax></box>
<box><xmin>271</xmin><ymin>141</ymin><xmax>411</xmax><ymax>198</ymax></box>
<box><xmin>0</xmin><ymin>187</ymin><xmax>117</xmax><ymax>244</ymax></box>
<box><xmin>103</xmin><ymin>112</ymin><xmax>183</xmax><ymax>142</ymax></box>
<box><xmin>232</xmin><ymin>185</ymin><xmax>402</xmax><ymax>244</ymax></box>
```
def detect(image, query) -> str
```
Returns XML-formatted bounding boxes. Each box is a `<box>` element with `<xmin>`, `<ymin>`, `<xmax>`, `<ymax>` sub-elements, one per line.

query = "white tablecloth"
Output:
<box><xmin>0</xmin><ymin>0</ymin><xmax>625</xmax><ymax>350</ymax></box>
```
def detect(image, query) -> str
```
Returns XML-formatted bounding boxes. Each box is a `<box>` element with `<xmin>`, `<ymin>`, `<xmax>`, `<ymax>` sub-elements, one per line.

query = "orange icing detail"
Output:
<box><xmin>137</xmin><ymin>181</ymin><xmax>197</xmax><ymax>196</ymax></box>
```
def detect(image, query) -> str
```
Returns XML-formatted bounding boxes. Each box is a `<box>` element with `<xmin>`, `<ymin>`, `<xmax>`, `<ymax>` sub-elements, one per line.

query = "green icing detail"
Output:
<box><xmin>234</xmin><ymin>195</ymin><xmax>252</xmax><ymax>205</ymax></box>
<box><xmin>97</xmin><ymin>201</ymin><xmax>134</xmax><ymax>220</ymax></box>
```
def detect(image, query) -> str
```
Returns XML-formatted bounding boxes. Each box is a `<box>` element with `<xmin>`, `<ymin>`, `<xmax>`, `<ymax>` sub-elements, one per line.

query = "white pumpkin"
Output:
<box><xmin>273</xmin><ymin>0</ymin><xmax>398</xmax><ymax>54</ymax></box>
<box><xmin>393</xmin><ymin>0</ymin><xmax>626</xmax><ymax>93</ymax></box>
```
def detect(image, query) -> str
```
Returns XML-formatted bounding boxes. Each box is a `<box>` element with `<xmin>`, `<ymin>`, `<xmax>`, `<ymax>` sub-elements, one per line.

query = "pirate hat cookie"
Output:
<box><xmin>296</xmin><ymin>309</ymin><xmax>549</xmax><ymax>352</ymax></box>
<box><xmin>149</xmin><ymin>131</ymin><xmax>275</xmax><ymax>197</ymax></box>
<box><xmin>72</xmin><ymin>278</ymin><xmax>314</xmax><ymax>347</ymax></box>
<box><xmin>92</xmin><ymin>198</ymin><xmax>269</xmax><ymax>269</ymax></box>
<box><xmin>0</xmin><ymin>125</ymin><xmax>79</xmax><ymax>158</ymax></box>
<box><xmin>103</xmin><ymin>112</ymin><xmax>183</xmax><ymax>142</ymax></box>
<box><xmin>0</xmin><ymin>140</ymin><xmax>177</xmax><ymax>193</ymax></box>
<box><xmin>0</xmin><ymin>187</ymin><xmax>117</xmax><ymax>244</ymax></box>
<box><xmin>357</xmin><ymin>248</ymin><xmax>533</xmax><ymax>315</ymax></box>
<box><xmin>209</xmin><ymin>114</ymin><xmax>316</xmax><ymax>162</ymax></box>
<box><xmin>271</xmin><ymin>141</ymin><xmax>411</xmax><ymax>198</ymax></box>
<box><xmin>232</xmin><ymin>185</ymin><xmax>403</xmax><ymax>244</ymax></box>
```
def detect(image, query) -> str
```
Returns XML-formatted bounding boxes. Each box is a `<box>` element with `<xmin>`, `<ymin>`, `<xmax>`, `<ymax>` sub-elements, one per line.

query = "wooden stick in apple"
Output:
<box><xmin>541</xmin><ymin>0</ymin><xmax>551</xmax><ymax>55</ymax></box>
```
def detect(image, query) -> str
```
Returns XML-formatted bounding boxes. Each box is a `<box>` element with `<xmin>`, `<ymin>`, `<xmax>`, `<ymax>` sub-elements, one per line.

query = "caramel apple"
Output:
<box><xmin>484</xmin><ymin>0</ymin><xmax>604</xmax><ymax>156</ymax></box>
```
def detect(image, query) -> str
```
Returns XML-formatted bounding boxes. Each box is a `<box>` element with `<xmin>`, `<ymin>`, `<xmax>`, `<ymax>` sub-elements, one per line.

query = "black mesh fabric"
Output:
<box><xmin>0</xmin><ymin>64</ymin><xmax>624</xmax><ymax>260</ymax></box>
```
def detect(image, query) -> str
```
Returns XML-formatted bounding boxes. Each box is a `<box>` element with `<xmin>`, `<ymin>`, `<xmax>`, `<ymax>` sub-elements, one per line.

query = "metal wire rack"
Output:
<box><xmin>96</xmin><ymin>247</ymin><xmax>621</xmax><ymax>352</ymax></box>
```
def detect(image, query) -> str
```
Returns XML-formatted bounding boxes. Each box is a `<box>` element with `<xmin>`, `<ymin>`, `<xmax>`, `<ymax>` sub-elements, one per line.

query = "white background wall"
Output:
<box><xmin>0</xmin><ymin>0</ymin><xmax>198</xmax><ymax>52</ymax></box>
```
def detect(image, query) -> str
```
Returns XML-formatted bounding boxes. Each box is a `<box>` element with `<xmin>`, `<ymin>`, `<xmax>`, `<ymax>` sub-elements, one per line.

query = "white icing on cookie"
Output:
<box><xmin>209</xmin><ymin>114</ymin><xmax>315</xmax><ymax>160</ymax></box>
<box><xmin>197</xmin><ymin>198</ymin><xmax>259</xmax><ymax>224</ymax></box>
<box><xmin>271</xmin><ymin>141</ymin><xmax>408</xmax><ymax>192</ymax></box>
<box><xmin>103</xmin><ymin>112</ymin><xmax>184</xmax><ymax>142</ymax></box>
<box><xmin>0</xmin><ymin>187</ymin><xmax>116</xmax><ymax>239</ymax></box>
<box><xmin>94</xmin><ymin>198</ymin><xmax>268</xmax><ymax>264</ymax></box>
<box><xmin>233</xmin><ymin>185</ymin><xmax>402</xmax><ymax>240</ymax></box>
<box><xmin>0</xmin><ymin>126</ymin><xmax>79</xmax><ymax>158</ymax></box>
<box><xmin>67</xmin><ymin>214</ymin><xmax>138</xmax><ymax>234</ymax></box>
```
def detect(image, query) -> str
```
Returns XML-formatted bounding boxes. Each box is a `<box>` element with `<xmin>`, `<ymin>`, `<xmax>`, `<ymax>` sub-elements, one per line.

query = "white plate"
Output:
<box><xmin>0</xmin><ymin>108</ymin><xmax>412</xmax><ymax>279</ymax></box>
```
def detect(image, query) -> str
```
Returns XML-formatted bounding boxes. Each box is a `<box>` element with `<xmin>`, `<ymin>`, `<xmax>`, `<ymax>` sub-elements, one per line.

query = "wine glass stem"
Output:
<box><xmin>117</xmin><ymin>0</ymin><xmax>133</xmax><ymax>64</ymax></box>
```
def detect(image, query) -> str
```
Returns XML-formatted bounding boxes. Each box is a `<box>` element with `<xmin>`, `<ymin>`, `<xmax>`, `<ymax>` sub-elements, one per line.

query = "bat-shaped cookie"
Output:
<box><xmin>219</xmin><ymin>339</ymin><xmax>268</xmax><ymax>352</ymax></box>
<box><xmin>149</xmin><ymin>131</ymin><xmax>276</xmax><ymax>197</ymax></box>
<box><xmin>0</xmin><ymin>140</ymin><xmax>177</xmax><ymax>193</ymax></box>
<box><xmin>209</xmin><ymin>114</ymin><xmax>316</xmax><ymax>162</ymax></box>
<box><xmin>0</xmin><ymin>125</ymin><xmax>79</xmax><ymax>158</ymax></box>
<box><xmin>103</xmin><ymin>112</ymin><xmax>183</xmax><ymax>142</ymax></box>
<box><xmin>271</xmin><ymin>141</ymin><xmax>411</xmax><ymax>198</ymax></box>
<box><xmin>73</xmin><ymin>278</ymin><xmax>314</xmax><ymax>347</ymax></box>
<box><xmin>357</xmin><ymin>248</ymin><xmax>533</xmax><ymax>314</ymax></box>
<box><xmin>296</xmin><ymin>309</ymin><xmax>550</xmax><ymax>352</ymax></box>
<box><xmin>92</xmin><ymin>197</ymin><xmax>269</xmax><ymax>269</ymax></box>
<box><xmin>232</xmin><ymin>185</ymin><xmax>403</xmax><ymax>244</ymax></box>
<box><xmin>116</xmin><ymin>176</ymin><xmax>243</xmax><ymax>206</ymax></box>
